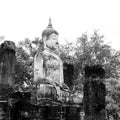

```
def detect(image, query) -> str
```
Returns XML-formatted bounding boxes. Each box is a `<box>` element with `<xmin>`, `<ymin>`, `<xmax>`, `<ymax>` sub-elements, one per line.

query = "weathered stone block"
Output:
<box><xmin>0</xmin><ymin>41</ymin><xmax>16</xmax><ymax>87</ymax></box>
<box><xmin>83</xmin><ymin>65</ymin><xmax>106</xmax><ymax>120</ymax></box>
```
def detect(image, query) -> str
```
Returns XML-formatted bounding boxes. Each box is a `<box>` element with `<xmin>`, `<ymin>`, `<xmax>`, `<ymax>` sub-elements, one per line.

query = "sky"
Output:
<box><xmin>0</xmin><ymin>0</ymin><xmax>120</xmax><ymax>49</ymax></box>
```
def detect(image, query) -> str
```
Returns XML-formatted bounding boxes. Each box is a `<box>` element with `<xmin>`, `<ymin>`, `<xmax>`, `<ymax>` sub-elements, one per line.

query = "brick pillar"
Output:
<box><xmin>63</xmin><ymin>62</ymin><xmax>74</xmax><ymax>90</ymax></box>
<box><xmin>83</xmin><ymin>65</ymin><xmax>106</xmax><ymax>120</ymax></box>
<box><xmin>0</xmin><ymin>41</ymin><xmax>16</xmax><ymax>119</ymax></box>
<box><xmin>0</xmin><ymin>41</ymin><xmax>16</xmax><ymax>87</ymax></box>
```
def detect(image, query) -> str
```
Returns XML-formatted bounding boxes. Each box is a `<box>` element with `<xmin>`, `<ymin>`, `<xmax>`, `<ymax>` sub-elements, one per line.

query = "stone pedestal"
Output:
<box><xmin>0</xmin><ymin>41</ymin><xmax>16</xmax><ymax>87</ymax></box>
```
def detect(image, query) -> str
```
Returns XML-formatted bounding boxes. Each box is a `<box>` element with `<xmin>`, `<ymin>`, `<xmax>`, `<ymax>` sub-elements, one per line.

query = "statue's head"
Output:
<box><xmin>42</xmin><ymin>18</ymin><xmax>59</xmax><ymax>50</ymax></box>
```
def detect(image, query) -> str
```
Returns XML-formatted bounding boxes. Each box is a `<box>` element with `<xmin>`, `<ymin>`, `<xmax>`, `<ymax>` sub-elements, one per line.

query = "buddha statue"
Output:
<box><xmin>34</xmin><ymin>18</ymin><xmax>69</xmax><ymax>101</ymax></box>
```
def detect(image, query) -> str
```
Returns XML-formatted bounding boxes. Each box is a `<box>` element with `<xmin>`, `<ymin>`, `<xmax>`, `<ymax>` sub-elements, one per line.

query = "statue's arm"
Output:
<box><xmin>59</xmin><ymin>59</ymin><xmax>64</xmax><ymax>85</ymax></box>
<box><xmin>34</xmin><ymin>53</ymin><xmax>45</xmax><ymax>82</ymax></box>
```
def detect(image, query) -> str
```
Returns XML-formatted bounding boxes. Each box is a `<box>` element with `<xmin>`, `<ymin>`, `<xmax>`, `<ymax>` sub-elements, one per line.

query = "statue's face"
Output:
<box><xmin>46</xmin><ymin>33</ymin><xmax>59</xmax><ymax>50</ymax></box>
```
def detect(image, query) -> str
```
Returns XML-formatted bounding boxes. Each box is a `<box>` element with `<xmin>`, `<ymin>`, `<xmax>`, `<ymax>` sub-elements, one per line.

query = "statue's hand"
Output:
<box><xmin>58</xmin><ymin>83</ymin><xmax>69</xmax><ymax>92</ymax></box>
<box><xmin>38</xmin><ymin>78</ymin><xmax>56</xmax><ymax>85</ymax></box>
<box><xmin>62</xmin><ymin>83</ymin><xmax>69</xmax><ymax>90</ymax></box>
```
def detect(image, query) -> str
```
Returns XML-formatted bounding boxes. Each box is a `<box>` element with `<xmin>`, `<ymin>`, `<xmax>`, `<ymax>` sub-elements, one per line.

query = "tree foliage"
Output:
<box><xmin>105</xmin><ymin>78</ymin><xmax>120</xmax><ymax>118</ymax></box>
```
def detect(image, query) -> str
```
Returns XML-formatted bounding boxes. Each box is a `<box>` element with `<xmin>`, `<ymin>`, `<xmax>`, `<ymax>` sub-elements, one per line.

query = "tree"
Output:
<box><xmin>15</xmin><ymin>44</ymin><xmax>33</xmax><ymax>84</ymax></box>
<box><xmin>74</xmin><ymin>31</ymin><xmax>120</xmax><ymax>79</ymax></box>
<box><xmin>15</xmin><ymin>37</ymin><xmax>41</xmax><ymax>84</ymax></box>
<box><xmin>105</xmin><ymin>78</ymin><xmax>120</xmax><ymax>119</ymax></box>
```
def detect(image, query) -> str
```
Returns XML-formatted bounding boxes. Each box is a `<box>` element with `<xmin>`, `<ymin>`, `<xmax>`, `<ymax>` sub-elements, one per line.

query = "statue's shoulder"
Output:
<box><xmin>43</xmin><ymin>50</ymin><xmax>53</xmax><ymax>60</ymax></box>
<box><xmin>35</xmin><ymin>51</ymin><xmax>43</xmax><ymax>57</ymax></box>
<box><xmin>34</xmin><ymin>50</ymin><xmax>51</xmax><ymax>60</ymax></box>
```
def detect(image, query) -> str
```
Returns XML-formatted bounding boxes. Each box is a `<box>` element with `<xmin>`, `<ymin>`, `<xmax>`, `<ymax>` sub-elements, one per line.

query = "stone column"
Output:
<box><xmin>0</xmin><ymin>41</ymin><xmax>16</xmax><ymax>87</ymax></box>
<box><xmin>83</xmin><ymin>65</ymin><xmax>106</xmax><ymax>120</ymax></box>
<box><xmin>63</xmin><ymin>62</ymin><xmax>74</xmax><ymax>90</ymax></box>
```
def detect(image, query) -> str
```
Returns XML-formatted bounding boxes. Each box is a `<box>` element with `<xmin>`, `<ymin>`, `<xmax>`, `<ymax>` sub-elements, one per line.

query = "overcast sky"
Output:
<box><xmin>0</xmin><ymin>0</ymin><xmax>120</xmax><ymax>49</ymax></box>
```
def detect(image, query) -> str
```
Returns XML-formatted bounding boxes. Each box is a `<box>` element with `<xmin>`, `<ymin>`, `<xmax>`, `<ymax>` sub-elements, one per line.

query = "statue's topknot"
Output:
<box><xmin>42</xmin><ymin>18</ymin><xmax>59</xmax><ymax>38</ymax></box>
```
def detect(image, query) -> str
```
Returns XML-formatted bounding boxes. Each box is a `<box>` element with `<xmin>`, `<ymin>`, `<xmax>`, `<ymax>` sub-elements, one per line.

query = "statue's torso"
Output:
<box><xmin>34</xmin><ymin>49</ymin><xmax>63</xmax><ymax>85</ymax></box>
<box><xmin>44</xmin><ymin>51</ymin><xmax>61</xmax><ymax>84</ymax></box>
